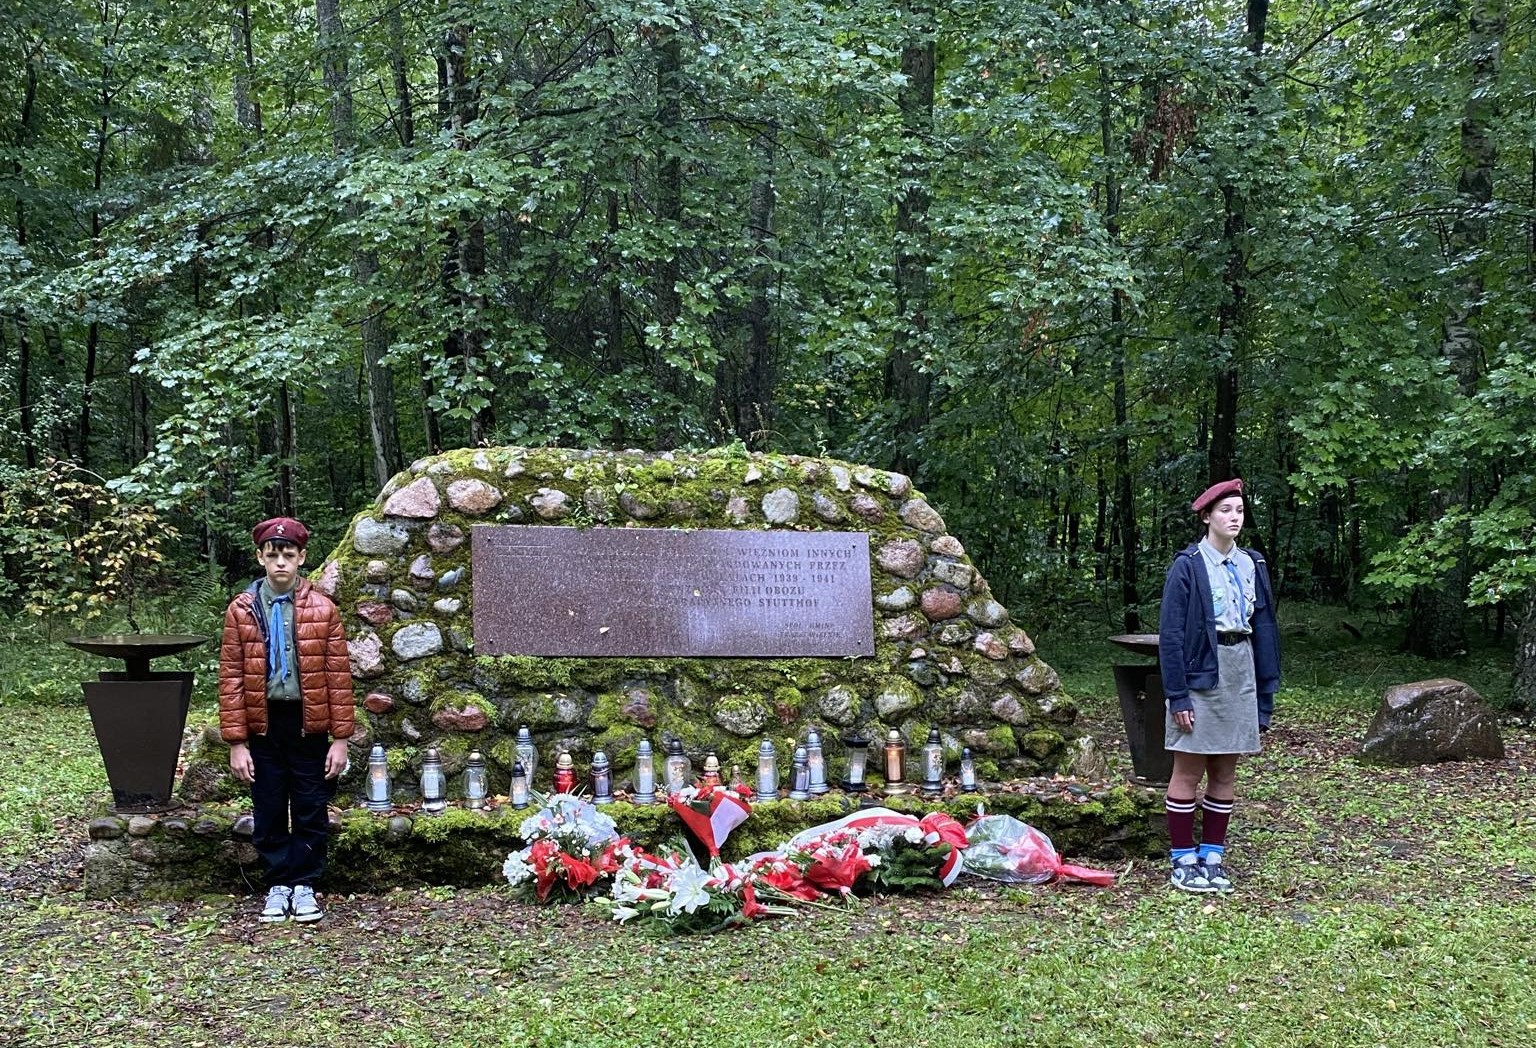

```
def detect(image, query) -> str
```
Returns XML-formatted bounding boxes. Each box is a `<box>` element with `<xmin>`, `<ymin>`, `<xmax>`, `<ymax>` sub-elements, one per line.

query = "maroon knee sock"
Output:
<box><xmin>1165</xmin><ymin>795</ymin><xmax>1197</xmax><ymax>852</ymax></box>
<box><xmin>1200</xmin><ymin>795</ymin><xmax>1234</xmax><ymax>849</ymax></box>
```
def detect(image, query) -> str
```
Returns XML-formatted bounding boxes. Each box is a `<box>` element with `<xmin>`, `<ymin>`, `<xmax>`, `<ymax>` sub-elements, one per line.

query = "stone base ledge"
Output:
<box><xmin>83</xmin><ymin>782</ymin><xmax>1165</xmax><ymax>900</ymax></box>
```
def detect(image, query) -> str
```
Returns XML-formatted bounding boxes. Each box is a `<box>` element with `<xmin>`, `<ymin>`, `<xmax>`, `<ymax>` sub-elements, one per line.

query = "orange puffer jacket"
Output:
<box><xmin>219</xmin><ymin>578</ymin><xmax>356</xmax><ymax>743</ymax></box>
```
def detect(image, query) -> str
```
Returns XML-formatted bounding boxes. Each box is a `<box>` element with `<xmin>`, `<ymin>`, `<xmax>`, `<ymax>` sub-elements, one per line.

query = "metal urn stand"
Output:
<box><xmin>64</xmin><ymin>634</ymin><xmax>209</xmax><ymax>813</ymax></box>
<box><xmin>1108</xmin><ymin>633</ymin><xmax>1173</xmax><ymax>787</ymax></box>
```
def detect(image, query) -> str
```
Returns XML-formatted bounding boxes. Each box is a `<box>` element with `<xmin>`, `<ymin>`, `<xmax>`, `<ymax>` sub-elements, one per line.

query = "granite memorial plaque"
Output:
<box><xmin>472</xmin><ymin>527</ymin><xmax>875</xmax><ymax>657</ymax></box>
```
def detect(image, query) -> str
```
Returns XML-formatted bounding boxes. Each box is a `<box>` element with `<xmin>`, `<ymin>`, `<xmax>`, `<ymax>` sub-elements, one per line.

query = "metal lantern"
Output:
<box><xmin>789</xmin><ymin>745</ymin><xmax>811</xmax><ymax>801</ymax></box>
<box><xmin>663</xmin><ymin>738</ymin><xmax>691</xmax><ymax>795</ymax></box>
<box><xmin>806</xmin><ymin>728</ymin><xmax>829</xmax><ymax>795</ymax></box>
<box><xmin>632</xmin><ymin>739</ymin><xmax>657</xmax><ymax>805</ymax></box>
<box><xmin>701</xmin><ymin>751</ymin><xmax>722</xmax><ymax>788</ymax></box>
<box><xmin>842</xmin><ymin>731</ymin><xmax>871</xmax><ymax>793</ymax></box>
<box><xmin>959</xmin><ymin>747</ymin><xmax>978</xmax><ymax>793</ymax></box>
<box><xmin>591</xmin><ymin>749</ymin><xmax>613</xmax><ymax>804</ymax></box>
<box><xmin>756</xmin><ymin>738</ymin><xmax>779</xmax><ymax>798</ymax></box>
<box><xmin>511</xmin><ymin>760</ymin><xmax>530</xmax><ymax>809</ymax></box>
<box><xmin>365</xmin><ymin>743</ymin><xmax>392</xmax><ymax>813</ymax></box>
<box><xmin>463</xmin><ymin>750</ymin><xmax>488</xmax><ymax>809</ymax></box>
<box><xmin>553</xmin><ymin>750</ymin><xmax>577</xmax><ymax>794</ymax></box>
<box><xmin>515</xmin><ymin>724</ymin><xmax>538</xmax><ymax>785</ymax></box>
<box><xmin>419</xmin><ymin>747</ymin><xmax>446</xmax><ymax>814</ymax></box>
<box><xmin>881</xmin><ymin>729</ymin><xmax>907</xmax><ymax>796</ymax></box>
<box><xmin>921</xmin><ymin>729</ymin><xmax>944</xmax><ymax>797</ymax></box>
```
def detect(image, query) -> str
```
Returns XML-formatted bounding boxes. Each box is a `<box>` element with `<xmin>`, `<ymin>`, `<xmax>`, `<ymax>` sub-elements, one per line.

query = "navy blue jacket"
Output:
<box><xmin>1158</xmin><ymin>544</ymin><xmax>1281</xmax><ymax>728</ymax></box>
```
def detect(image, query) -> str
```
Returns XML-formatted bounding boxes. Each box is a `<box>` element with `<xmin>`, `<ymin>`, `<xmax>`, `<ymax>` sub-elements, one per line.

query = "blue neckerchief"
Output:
<box><xmin>1223</xmin><ymin>559</ymin><xmax>1249</xmax><ymax>629</ymax></box>
<box><xmin>268</xmin><ymin>592</ymin><xmax>292</xmax><ymax>682</ymax></box>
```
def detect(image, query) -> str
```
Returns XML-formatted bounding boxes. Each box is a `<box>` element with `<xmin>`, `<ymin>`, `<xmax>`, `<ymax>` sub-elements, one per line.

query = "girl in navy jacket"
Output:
<box><xmin>1158</xmin><ymin>478</ymin><xmax>1280</xmax><ymax>894</ymax></box>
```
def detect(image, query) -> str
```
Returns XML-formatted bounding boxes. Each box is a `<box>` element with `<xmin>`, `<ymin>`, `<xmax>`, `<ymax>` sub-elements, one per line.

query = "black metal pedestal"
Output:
<box><xmin>1112</xmin><ymin>664</ymin><xmax>1173</xmax><ymax>786</ymax></box>
<box><xmin>66</xmin><ymin>634</ymin><xmax>207</xmax><ymax>814</ymax></box>
<box><xmin>83</xmin><ymin>672</ymin><xmax>195</xmax><ymax>812</ymax></box>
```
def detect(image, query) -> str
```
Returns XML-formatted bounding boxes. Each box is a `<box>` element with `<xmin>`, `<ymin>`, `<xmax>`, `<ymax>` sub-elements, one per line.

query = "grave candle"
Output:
<box><xmin>365</xmin><ymin>743</ymin><xmax>391</xmax><ymax>813</ymax></box>
<box><xmin>419</xmin><ymin>747</ymin><xmax>446</xmax><ymax>814</ymax></box>
<box><xmin>842</xmin><ymin>731</ymin><xmax>870</xmax><ymax>793</ymax></box>
<box><xmin>632</xmin><ymin>739</ymin><xmax>657</xmax><ymax>805</ymax></box>
<box><xmin>463</xmin><ymin>750</ymin><xmax>488</xmax><ymax>809</ymax></box>
<box><xmin>882</xmin><ymin>729</ymin><xmax>906</xmax><ymax>796</ymax></box>
<box><xmin>756</xmin><ymin>738</ymin><xmax>778</xmax><ymax>798</ymax></box>
<box><xmin>553</xmin><ymin>750</ymin><xmax>577</xmax><ymax>794</ymax></box>
<box><xmin>515</xmin><ymin>724</ymin><xmax>538</xmax><ymax>785</ymax></box>
<box><xmin>789</xmin><ymin>746</ymin><xmax>811</xmax><ymax>801</ymax></box>
<box><xmin>511</xmin><ymin>760</ymin><xmax>530</xmax><ymax>809</ymax></box>
<box><xmin>922</xmin><ymin>729</ymin><xmax>944</xmax><ymax>797</ymax></box>
<box><xmin>591</xmin><ymin>749</ymin><xmax>613</xmax><ymax>803</ymax></box>
<box><xmin>806</xmin><ymin>728</ymin><xmax>829</xmax><ymax>795</ymax></box>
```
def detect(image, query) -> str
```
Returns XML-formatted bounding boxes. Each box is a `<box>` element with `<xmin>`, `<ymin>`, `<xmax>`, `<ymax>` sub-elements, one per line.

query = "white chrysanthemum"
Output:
<box><xmin>866</xmin><ymin>853</ymin><xmax>883</xmax><ymax>868</ymax></box>
<box><xmin>903</xmin><ymin>826</ymin><xmax>925</xmax><ymax>844</ymax></box>
<box><xmin>502</xmin><ymin>848</ymin><xmax>533</xmax><ymax>885</ymax></box>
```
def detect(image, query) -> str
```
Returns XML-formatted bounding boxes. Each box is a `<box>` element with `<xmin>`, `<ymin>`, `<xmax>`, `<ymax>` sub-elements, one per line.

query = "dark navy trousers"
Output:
<box><xmin>249</xmin><ymin>702</ymin><xmax>336</xmax><ymax>887</ymax></box>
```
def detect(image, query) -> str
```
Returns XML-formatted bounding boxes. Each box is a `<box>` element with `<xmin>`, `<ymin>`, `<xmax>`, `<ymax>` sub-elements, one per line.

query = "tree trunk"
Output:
<box><xmin>732</xmin><ymin>122</ymin><xmax>778</xmax><ymax>448</ymax></box>
<box><xmin>11</xmin><ymin>42</ymin><xmax>40</xmax><ymax>467</ymax></box>
<box><xmin>1208</xmin><ymin>0</ymin><xmax>1267</xmax><ymax>486</ymax></box>
<box><xmin>653</xmin><ymin>7</ymin><xmax>684</xmax><ymax>449</ymax></box>
<box><xmin>1407</xmin><ymin>0</ymin><xmax>1507</xmax><ymax>658</ymax></box>
<box><xmin>317</xmin><ymin>0</ymin><xmax>400</xmax><ymax>488</ymax></box>
<box><xmin>1513</xmin><ymin>591</ymin><xmax>1536</xmax><ymax>710</ymax></box>
<box><xmin>387</xmin><ymin>4</ymin><xmax>415</xmax><ymax>147</ymax></box>
<box><xmin>1102</xmin><ymin>61</ymin><xmax>1139</xmax><ymax>631</ymax></box>
<box><xmin>232</xmin><ymin>4</ymin><xmax>296</xmax><ymax>515</ymax></box>
<box><xmin>441</xmin><ymin>22</ymin><xmax>492</xmax><ymax>447</ymax></box>
<box><xmin>885</xmin><ymin>0</ymin><xmax>936</xmax><ymax>477</ymax></box>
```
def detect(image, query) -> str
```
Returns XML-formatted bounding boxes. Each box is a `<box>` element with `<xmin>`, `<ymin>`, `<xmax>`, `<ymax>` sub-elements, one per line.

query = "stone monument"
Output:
<box><xmin>189</xmin><ymin>446</ymin><xmax>1090</xmax><ymax>802</ymax></box>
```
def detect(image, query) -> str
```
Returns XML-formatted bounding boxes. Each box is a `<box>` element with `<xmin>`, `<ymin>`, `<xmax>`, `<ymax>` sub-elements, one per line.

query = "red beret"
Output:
<box><xmin>252</xmin><ymin>517</ymin><xmax>311</xmax><ymax>548</ymax></box>
<box><xmin>1191</xmin><ymin>478</ymin><xmax>1243</xmax><ymax>515</ymax></box>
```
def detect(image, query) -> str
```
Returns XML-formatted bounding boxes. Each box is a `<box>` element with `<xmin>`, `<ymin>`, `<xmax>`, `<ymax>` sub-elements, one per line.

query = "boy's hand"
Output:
<box><xmin>229</xmin><ymin>742</ymin><xmax>255</xmax><ymax>783</ymax></box>
<box><xmin>324</xmin><ymin>739</ymin><xmax>349</xmax><ymax>779</ymax></box>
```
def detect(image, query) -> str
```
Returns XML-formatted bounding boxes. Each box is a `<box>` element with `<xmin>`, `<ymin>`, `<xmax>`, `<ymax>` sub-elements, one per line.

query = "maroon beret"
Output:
<box><xmin>1191</xmin><ymin>478</ymin><xmax>1243</xmax><ymax>515</ymax></box>
<box><xmin>252</xmin><ymin>516</ymin><xmax>311</xmax><ymax>548</ymax></box>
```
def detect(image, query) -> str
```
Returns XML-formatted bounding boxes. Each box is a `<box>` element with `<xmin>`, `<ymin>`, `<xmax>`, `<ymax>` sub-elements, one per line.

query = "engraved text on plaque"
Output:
<box><xmin>471</xmin><ymin>527</ymin><xmax>874</xmax><ymax>657</ymax></box>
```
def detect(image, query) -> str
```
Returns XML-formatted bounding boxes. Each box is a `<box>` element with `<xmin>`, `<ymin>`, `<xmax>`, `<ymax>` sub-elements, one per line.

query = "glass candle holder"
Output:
<box><xmin>463</xmin><ymin>750</ymin><xmax>487</xmax><ymax>809</ymax></box>
<box><xmin>419</xmin><ymin>747</ymin><xmax>446</xmax><ymax>814</ymax></box>
<box><xmin>632</xmin><ymin>739</ymin><xmax>656</xmax><ymax>805</ymax></box>
<box><xmin>756</xmin><ymin>738</ymin><xmax>778</xmax><ymax>798</ymax></box>
<box><xmin>789</xmin><ymin>745</ymin><xmax>811</xmax><ymax>801</ymax></box>
<box><xmin>511</xmin><ymin>760</ymin><xmax>530</xmax><ymax>809</ymax></box>
<box><xmin>366</xmin><ymin>743</ymin><xmax>391</xmax><ymax>813</ymax></box>
<box><xmin>842</xmin><ymin>732</ymin><xmax>870</xmax><ymax>793</ymax></box>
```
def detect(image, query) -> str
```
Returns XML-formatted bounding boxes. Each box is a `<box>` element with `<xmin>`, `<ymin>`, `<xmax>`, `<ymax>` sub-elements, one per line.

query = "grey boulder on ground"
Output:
<box><xmin>1359</xmin><ymin>678</ymin><xmax>1505</xmax><ymax>765</ymax></box>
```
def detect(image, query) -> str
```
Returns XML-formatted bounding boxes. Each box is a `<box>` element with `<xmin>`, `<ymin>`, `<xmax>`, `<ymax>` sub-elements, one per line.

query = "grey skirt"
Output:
<box><xmin>1165</xmin><ymin>639</ymin><xmax>1261</xmax><ymax>755</ymax></box>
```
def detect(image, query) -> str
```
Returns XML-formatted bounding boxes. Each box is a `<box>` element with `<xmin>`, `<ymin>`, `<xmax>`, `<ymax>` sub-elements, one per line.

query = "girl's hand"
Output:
<box><xmin>1174</xmin><ymin>709</ymin><xmax>1195</xmax><ymax>733</ymax></box>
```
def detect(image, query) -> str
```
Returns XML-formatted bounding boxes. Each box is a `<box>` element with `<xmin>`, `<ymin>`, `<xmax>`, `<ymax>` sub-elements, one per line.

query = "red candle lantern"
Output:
<box><xmin>553</xmin><ymin>750</ymin><xmax>577</xmax><ymax>794</ymax></box>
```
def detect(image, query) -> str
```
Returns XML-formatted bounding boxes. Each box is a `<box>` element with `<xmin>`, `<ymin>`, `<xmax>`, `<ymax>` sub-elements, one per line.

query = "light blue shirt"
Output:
<box><xmin>1198</xmin><ymin>538</ymin><xmax>1255</xmax><ymax>633</ymax></box>
<box><xmin>258</xmin><ymin>580</ymin><xmax>301</xmax><ymax>702</ymax></box>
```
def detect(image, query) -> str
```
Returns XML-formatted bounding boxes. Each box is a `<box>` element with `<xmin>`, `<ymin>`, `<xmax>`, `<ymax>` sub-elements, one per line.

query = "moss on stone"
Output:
<box><xmin>986</xmin><ymin>725</ymin><xmax>1020</xmax><ymax>756</ymax></box>
<box><xmin>1017</xmin><ymin>729</ymin><xmax>1065</xmax><ymax>760</ymax></box>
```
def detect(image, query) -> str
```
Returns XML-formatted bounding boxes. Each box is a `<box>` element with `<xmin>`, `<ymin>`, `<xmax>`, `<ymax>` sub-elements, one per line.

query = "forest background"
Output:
<box><xmin>2</xmin><ymin>0</ymin><xmax>1534</xmax><ymax>702</ymax></box>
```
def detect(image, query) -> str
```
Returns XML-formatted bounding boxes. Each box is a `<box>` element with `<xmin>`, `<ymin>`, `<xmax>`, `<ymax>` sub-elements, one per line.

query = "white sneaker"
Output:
<box><xmin>260</xmin><ymin>885</ymin><xmax>292</xmax><ymax>923</ymax></box>
<box><xmin>1169</xmin><ymin>861</ymin><xmax>1215</xmax><ymax>895</ymax></box>
<box><xmin>290</xmin><ymin>884</ymin><xmax>323</xmax><ymax>923</ymax></box>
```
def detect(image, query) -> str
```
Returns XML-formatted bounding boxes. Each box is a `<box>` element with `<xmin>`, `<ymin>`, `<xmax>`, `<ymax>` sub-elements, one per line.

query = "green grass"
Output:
<box><xmin>1</xmin><ymin>603</ymin><xmax>1533</xmax><ymax>1047</ymax></box>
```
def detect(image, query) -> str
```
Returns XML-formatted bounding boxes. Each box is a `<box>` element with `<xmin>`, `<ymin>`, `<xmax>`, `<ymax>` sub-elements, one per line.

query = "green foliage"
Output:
<box><xmin>0</xmin><ymin>460</ymin><xmax>179</xmax><ymax>628</ymax></box>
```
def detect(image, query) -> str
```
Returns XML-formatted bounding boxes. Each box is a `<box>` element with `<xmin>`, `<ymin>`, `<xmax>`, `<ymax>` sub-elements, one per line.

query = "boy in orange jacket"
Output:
<box><xmin>219</xmin><ymin>517</ymin><xmax>354</xmax><ymax>923</ymax></box>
